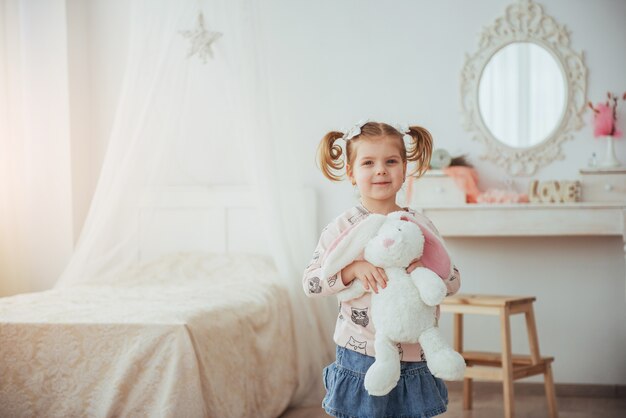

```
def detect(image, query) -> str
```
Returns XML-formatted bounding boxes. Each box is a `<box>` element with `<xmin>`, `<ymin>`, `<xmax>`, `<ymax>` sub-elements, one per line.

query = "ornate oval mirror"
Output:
<box><xmin>479</xmin><ymin>42</ymin><xmax>566</xmax><ymax>148</ymax></box>
<box><xmin>461</xmin><ymin>0</ymin><xmax>587</xmax><ymax>176</ymax></box>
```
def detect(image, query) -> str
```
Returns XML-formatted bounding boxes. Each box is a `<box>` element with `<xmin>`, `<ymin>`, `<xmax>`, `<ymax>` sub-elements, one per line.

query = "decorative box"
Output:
<box><xmin>406</xmin><ymin>170</ymin><xmax>465</xmax><ymax>207</ymax></box>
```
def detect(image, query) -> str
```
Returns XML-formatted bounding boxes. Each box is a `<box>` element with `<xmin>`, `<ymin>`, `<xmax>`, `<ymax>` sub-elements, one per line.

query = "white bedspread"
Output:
<box><xmin>0</xmin><ymin>254</ymin><xmax>296</xmax><ymax>418</ymax></box>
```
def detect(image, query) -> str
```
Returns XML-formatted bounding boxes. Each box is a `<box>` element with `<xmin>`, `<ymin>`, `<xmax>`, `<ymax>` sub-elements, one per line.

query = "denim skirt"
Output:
<box><xmin>322</xmin><ymin>346</ymin><xmax>448</xmax><ymax>418</ymax></box>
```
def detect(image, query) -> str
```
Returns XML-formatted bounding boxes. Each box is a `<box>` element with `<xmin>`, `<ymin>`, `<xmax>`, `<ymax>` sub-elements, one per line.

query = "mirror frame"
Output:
<box><xmin>460</xmin><ymin>0</ymin><xmax>587</xmax><ymax>176</ymax></box>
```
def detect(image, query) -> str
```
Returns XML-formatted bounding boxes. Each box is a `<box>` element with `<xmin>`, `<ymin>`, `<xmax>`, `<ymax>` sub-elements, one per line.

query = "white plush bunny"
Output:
<box><xmin>322</xmin><ymin>211</ymin><xmax>465</xmax><ymax>396</ymax></box>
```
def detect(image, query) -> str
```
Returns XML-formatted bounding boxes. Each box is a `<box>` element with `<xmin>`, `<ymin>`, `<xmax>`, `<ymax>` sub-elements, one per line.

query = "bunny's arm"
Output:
<box><xmin>410</xmin><ymin>267</ymin><xmax>447</xmax><ymax>306</ymax></box>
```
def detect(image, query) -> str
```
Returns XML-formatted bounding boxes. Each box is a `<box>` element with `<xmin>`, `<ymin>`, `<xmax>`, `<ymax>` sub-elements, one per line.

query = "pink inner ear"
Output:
<box><xmin>417</xmin><ymin>223</ymin><xmax>451</xmax><ymax>279</ymax></box>
<box><xmin>400</xmin><ymin>216</ymin><xmax>410</xmax><ymax>222</ymax></box>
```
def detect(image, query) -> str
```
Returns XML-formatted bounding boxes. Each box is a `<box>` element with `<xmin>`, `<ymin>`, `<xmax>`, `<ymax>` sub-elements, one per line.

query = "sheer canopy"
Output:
<box><xmin>55</xmin><ymin>0</ymin><xmax>335</xmax><ymax>406</ymax></box>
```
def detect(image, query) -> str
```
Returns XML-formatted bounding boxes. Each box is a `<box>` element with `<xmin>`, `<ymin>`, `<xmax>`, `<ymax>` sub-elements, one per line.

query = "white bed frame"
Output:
<box><xmin>137</xmin><ymin>185</ymin><xmax>315</xmax><ymax>262</ymax></box>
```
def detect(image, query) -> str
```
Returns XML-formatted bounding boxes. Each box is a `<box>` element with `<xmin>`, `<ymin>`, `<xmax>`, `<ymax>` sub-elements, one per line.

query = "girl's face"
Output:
<box><xmin>347</xmin><ymin>136</ymin><xmax>407</xmax><ymax>205</ymax></box>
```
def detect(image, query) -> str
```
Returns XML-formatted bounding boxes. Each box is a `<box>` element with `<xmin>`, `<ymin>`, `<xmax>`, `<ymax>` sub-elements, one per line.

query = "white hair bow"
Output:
<box><xmin>396</xmin><ymin>123</ymin><xmax>412</xmax><ymax>148</ymax></box>
<box><xmin>342</xmin><ymin>119</ymin><xmax>369</xmax><ymax>141</ymax></box>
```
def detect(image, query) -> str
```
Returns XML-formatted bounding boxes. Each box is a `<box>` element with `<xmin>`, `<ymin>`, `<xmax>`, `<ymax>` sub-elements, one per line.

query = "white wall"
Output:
<box><xmin>15</xmin><ymin>0</ymin><xmax>75</xmax><ymax>292</ymax></box>
<box><xmin>75</xmin><ymin>0</ymin><xmax>625</xmax><ymax>386</ymax></box>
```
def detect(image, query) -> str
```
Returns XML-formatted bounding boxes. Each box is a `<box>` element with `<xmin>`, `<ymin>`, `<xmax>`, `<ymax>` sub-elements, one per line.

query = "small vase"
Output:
<box><xmin>598</xmin><ymin>136</ymin><xmax>621</xmax><ymax>168</ymax></box>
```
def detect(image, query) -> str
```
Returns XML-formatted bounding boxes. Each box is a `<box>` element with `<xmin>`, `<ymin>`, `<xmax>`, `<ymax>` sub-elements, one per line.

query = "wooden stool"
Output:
<box><xmin>440</xmin><ymin>294</ymin><xmax>558</xmax><ymax>418</ymax></box>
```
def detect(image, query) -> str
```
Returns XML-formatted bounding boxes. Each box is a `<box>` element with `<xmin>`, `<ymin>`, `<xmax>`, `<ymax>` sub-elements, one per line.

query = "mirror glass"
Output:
<box><xmin>478</xmin><ymin>42</ymin><xmax>566</xmax><ymax>149</ymax></box>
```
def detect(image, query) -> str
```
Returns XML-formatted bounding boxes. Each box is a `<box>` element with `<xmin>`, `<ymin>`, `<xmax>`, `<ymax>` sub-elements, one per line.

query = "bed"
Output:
<box><xmin>0</xmin><ymin>186</ymin><xmax>301</xmax><ymax>418</ymax></box>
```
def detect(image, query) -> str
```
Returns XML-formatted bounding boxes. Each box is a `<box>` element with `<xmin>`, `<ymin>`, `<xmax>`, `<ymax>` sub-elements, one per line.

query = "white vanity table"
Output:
<box><xmin>406</xmin><ymin>170</ymin><xmax>626</xmax><ymax>283</ymax></box>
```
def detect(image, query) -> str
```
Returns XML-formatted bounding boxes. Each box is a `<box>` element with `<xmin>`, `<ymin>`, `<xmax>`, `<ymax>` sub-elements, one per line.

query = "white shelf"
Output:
<box><xmin>416</xmin><ymin>203</ymin><xmax>626</xmax><ymax>237</ymax></box>
<box><xmin>579</xmin><ymin>167</ymin><xmax>626</xmax><ymax>174</ymax></box>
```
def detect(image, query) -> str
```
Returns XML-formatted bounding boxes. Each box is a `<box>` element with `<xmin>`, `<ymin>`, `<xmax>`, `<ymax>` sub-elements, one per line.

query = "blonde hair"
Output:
<box><xmin>316</xmin><ymin>121</ymin><xmax>433</xmax><ymax>182</ymax></box>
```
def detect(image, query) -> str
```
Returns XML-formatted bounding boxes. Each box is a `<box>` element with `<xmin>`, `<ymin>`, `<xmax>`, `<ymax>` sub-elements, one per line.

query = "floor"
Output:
<box><xmin>279</xmin><ymin>386</ymin><xmax>626</xmax><ymax>418</ymax></box>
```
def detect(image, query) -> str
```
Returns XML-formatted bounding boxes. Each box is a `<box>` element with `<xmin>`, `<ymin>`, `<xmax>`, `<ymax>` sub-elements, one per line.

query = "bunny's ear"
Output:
<box><xmin>400</xmin><ymin>213</ymin><xmax>453</xmax><ymax>280</ymax></box>
<box><xmin>321</xmin><ymin>214</ymin><xmax>387</xmax><ymax>279</ymax></box>
<box><xmin>415</xmin><ymin>222</ymin><xmax>451</xmax><ymax>279</ymax></box>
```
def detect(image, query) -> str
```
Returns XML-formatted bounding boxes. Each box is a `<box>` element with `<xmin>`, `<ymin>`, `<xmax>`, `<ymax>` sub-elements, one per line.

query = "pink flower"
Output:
<box><xmin>593</xmin><ymin>103</ymin><xmax>622</xmax><ymax>138</ymax></box>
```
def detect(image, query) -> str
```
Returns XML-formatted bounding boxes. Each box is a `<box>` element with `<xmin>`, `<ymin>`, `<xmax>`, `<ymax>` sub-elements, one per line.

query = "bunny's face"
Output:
<box><xmin>364</xmin><ymin>218</ymin><xmax>424</xmax><ymax>268</ymax></box>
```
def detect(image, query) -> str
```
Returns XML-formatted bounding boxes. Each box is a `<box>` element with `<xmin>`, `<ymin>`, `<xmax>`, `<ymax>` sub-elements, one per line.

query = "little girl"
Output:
<box><xmin>302</xmin><ymin>121</ymin><xmax>461</xmax><ymax>418</ymax></box>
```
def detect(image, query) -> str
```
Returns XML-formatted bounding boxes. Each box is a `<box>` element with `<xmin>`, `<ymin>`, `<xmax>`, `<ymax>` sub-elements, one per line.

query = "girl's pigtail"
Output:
<box><xmin>406</xmin><ymin>126</ymin><xmax>433</xmax><ymax>177</ymax></box>
<box><xmin>317</xmin><ymin>131</ymin><xmax>346</xmax><ymax>181</ymax></box>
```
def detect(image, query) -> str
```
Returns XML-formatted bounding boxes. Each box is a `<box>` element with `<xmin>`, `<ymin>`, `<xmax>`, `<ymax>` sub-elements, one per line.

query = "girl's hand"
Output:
<box><xmin>406</xmin><ymin>258</ymin><xmax>424</xmax><ymax>274</ymax></box>
<box><xmin>341</xmin><ymin>260</ymin><xmax>387</xmax><ymax>294</ymax></box>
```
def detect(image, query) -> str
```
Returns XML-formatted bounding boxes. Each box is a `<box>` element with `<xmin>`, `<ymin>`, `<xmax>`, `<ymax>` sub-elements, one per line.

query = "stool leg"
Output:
<box><xmin>524</xmin><ymin>304</ymin><xmax>541</xmax><ymax>364</ymax></box>
<box><xmin>454</xmin><ymin>313</ymin><xmax>473</xmax><ymax>410</ymax></box>
<box><xmin>500</xmin><ymin>306</ymin><xmax>515</xmax><ymax>418</ymax></box>
<box><xmin>463</xmin><ymin>377</ymin><xmax>473</xmax><ymax>410</ymax></box>
<box><xmin>544</xmin><ymin>363</ymin><xmax>559</xmax><ymax>418</ymax></box>
<box><xmin>527</xmin><ymin>303</ymin><xmax>558</xmax><ymax>417</ymax></box>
